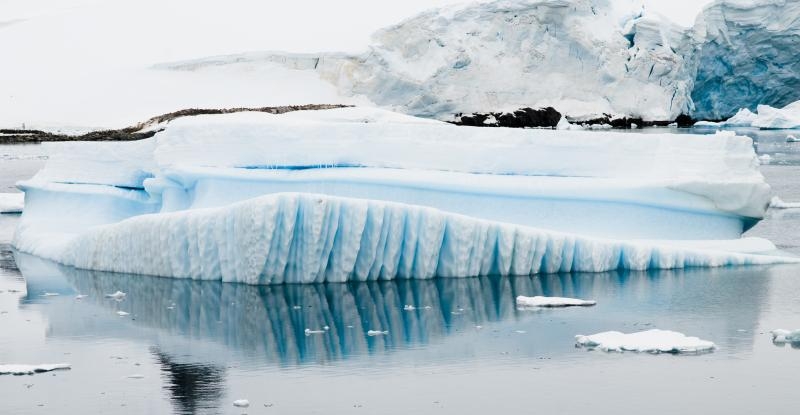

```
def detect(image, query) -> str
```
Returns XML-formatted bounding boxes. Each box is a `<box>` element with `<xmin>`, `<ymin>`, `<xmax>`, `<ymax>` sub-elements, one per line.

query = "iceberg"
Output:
<box><xmin>12</xmin><ymin>107</ymin><xmax>794</xmax><ymax>283</ymax></box>
<box><xmin>575</xmin><ymin>329</ymin><xmax>716</xmax><ymax>354</ymax></box>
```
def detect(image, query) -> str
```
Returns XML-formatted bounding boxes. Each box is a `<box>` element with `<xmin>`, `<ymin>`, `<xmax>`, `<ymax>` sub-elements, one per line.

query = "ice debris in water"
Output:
<box><xmin>116</xmin><ymin>311</ymin><xmax>130</xmax><ymax>317</ymax></box>
<box><xmin>771</xmin><ymin>329</ymin><xmax>800</xmax><ymax>344</ymax></box>
<box><xmin>41</xmin><ymin>292</ymin><xmax>59</xmax><ymax>297</ymax></box>
<box><xmin>770</xmin><ymin>197</ymin><xmax>800</xmax><ymax>209</ymax></box>
<box><xmin>0</xmin><ymin>363</ymin><xmax>71</xmax><ymax>375</ymax></box>
<box><xmin>74</xmin><ymin>294</ymin><xmax>87</xmax><ymax>300</ymax></box>
<box><xmin>575</xmin><ymin>329</ymin><xmax>716</xmax><ymax>354</ymax></box>
<box><xmin>233</xmin><ymin>399</ymin><xmax>250</xmax><ymax>408</ymax></box>
<box><xmin>367</xmin><ymin>330</ymin><xmax>388</xmax><ymax>336</ymax></box>
<box><xmin>105</xmin><ymin>291</ymin><xmax>126</xmax><ymax>301</ymax></box>
<box><xmin>304</xmin><ymin>329</ymin><xmax>326</xmax><ymax>336</ymax></box>
<box><xmin>0</xmin><ymin>193</ymin><xmax>24</xmax><ymax>214</ymax></box>
<box><xmin>516</xmin><ymin>295</ymin><xmax>596</xmax><ymax>308</ymax></box>
<box><xmin>787</xmin><ymin>135</ymin><xmax>800</xmax><ymax>143</ymax></box>
<box><xmin>403</xmin><ymin>305</ymin><xmax>416</xmax><ymax>311</ymax></box>
<box><xmin>759</xmin><ymin>154</ymin><xmax>772</xmax><ymax>164</ymax></box>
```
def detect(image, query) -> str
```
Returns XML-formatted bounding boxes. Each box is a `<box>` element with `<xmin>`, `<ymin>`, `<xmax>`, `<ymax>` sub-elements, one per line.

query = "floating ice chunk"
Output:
<box><xmin>74</xmin><ymin>294</ymin><xmax>87</xmax><ymax>300</ymax></box>
<box><xmin>0</xmin><ymin>363</ymin><xmax>71</xmax><ymax>375</ymax></box>
<box><xmin>752</xmin><ymin>102</ymin><xmax>800</xmax><ymax>129</ymax></box>
<box><xmin>403</xmin><ymin>305</ymin><xmax>416</xmax><ymax>311</ymax></box>
<box><xmin>788</xmin><ymin>135</ymin><xmax>800</xmax><ymax>143</ymax></box>
<box><xmin>367</xmin><ymin>330</ymin><xmax>388</xmax><ymax>336</ymax></box>
<box><xmin>516</xmin><ymin>296</ymin><xmax>596</xmax><ymax>308</ymax></box>
<box><xmin>233</xmin><ymin>400</ymin><xmax>250</xmax><ymax>408</ymax></box>
<box><xmin>759</xmin><ymin>154</ymin><xmax>772</xmax><ymax>164</ymax></box>
<box><xmin>771</xmin><ymin>329</ymin><xmax>800</xmax><ymax>344</ymax></box>
<box><xmin>575</xmin><ymin>329</ymin><xmax>716</xmax><ymax>354</ymax></box>
<box><xmin>41</xmin><ymin>292</ymin><xmax>59</xmax><ymax>297</ymax></box>
<box><xmin>722</xmin><ymin>108</ymin><xmax>758</xmax><ymax>127</ymax></box>
<box><xmin>0</xmin><ymin>193</ymin><xmax>24</xmax><ymax>214</ymax></box>
<box><xmin>304</xmin><ymin>329</ymin><xmax>325</xmax><ymax>336</ymax></box>
<box><xmin>105</xmin><ymin>291</ymin><xmax>126</xmax><ymax>301</ymax></box>
<box><xmin>116</xmin><ymin>311</ymin><xmax>130</xmax><ymax>317</ymax></box>
<box><xmin>770</xmin><ymin>197</ymin><xmax>800</xmax><ymax>209</ymax></box>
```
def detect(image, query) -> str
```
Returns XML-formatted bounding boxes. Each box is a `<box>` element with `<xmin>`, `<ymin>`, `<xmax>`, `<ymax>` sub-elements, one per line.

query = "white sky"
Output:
<box><xmin>1</xmin><ymin>0</ymin><xmax>717</xmax><ymax>56</ymax></box>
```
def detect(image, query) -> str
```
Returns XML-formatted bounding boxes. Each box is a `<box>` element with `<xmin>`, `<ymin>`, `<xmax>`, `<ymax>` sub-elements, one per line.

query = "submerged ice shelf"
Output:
<box><xmin>11</xmin><ymin>107</ymin><xmax>793</xmax><ymax>283</ymax></box>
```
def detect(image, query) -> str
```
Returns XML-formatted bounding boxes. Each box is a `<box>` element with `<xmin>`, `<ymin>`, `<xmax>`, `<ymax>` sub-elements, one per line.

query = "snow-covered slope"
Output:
<box><xmin>692</xmin><ymin>0</ymin><xmax>800</xmax><ymax>120</ymax></box>
<box><xmin>12</xmin><ymin>108</ymin><xmax>789</xmax><ymax>283</ymax></box>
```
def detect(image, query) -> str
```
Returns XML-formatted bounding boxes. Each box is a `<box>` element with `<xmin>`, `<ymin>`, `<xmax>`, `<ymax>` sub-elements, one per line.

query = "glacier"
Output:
<box><xmin>692</xmin><ymin>0</ymin><xmax>800</xmax><ymax>120</ymax></box>
<box><xmin>11</xmin><ymin>107</ymin><xmax>796</xmax><ymax>283</ymax></box>
<box><xmin>161</xmin><ymin>0</ymin><xmax>697</xmax><ymax>121</ymax></box>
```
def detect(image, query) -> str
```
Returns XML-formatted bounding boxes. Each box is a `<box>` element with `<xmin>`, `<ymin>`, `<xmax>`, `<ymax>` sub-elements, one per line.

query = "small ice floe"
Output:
<box><xmin>787</xmin><ymin>135</ymin><xmax>800</xmax><ymax>143</ymax></box>
<box><xmin>515</xmin><ymin>330</ymin><xmax>527</xmax><ymax>334</ymax></box>
<box><xmin>0</xmin><ymin>363</ymin><xmax>71</xmax><ymax>375</ymax></box>
<box><xmin>41</xmin><ymin>293</ymin><xmax>59</xmax><ymax>297</ymax></box>
<box><xmin>758</xmin><ymin>154</ymin><xmax>772</xmax><ymax>164</ymax></box>
<box><xmin>770</xmin><ymin>196</ymin><xmax>800</xmax><ymax>209</ymax></box>
<box><xmin>575</xmin><ymin>329</ymin><xmax>715</xmax><ymax>354</ymax></box>
<box><xmin>126</xmin><ymin>374</ymin><xmax>144</xmax><ymax>379</ymax></box>
<box><xmin>292</xmin><ymin>305</ymin><xmax>302</xmax><ymax>310</ymax></box>
<box><xmin>233</xmin><ymin>399</ymin><xmax>250</xmax><ymax>408</ymax></box>
<box><xmin>116</xmin><ymin>311</ymin><xmax>130</xmax><ymax>317</ymax></box>
<box><xmin>771</xmin><ymin>329</ymin><xmax>800</xmax><ymax>345</ymax></box>
<box><xmin>516</xmin><ymin>295</ymin><xmax>596</xmax><ymax>308</ymax></box>
<box><xmin>367</xmin><ymin>330</ymin><xmax>389</xmax><ymax>336</ymax></box>
<box><xmin>105</xmin><ymin>291</ymin><xmax>126</xmax><ymax>301</ymax></box>
<box><xmin>304</xmin><ymin>329</ymin><xmax>326</xmax><ymax>336</ymax></box>
<box><xmin>74</xmin><ymin>294</ymin><xmax>88</xmax><ymax>300</ymax></box>
<box><xmin>0</xmin><ymin>193</ymin><xmax>24</xmax><ymax>214</ymax></box>
<box><xmin>323</xmin><ymin>325</ymin><xmax>330</xmax><ymax>331</ymax></box>
<box><xmin>403</xmin><ymin>305</ymin><xmax>416</xmax><ymax>311</ymax></box>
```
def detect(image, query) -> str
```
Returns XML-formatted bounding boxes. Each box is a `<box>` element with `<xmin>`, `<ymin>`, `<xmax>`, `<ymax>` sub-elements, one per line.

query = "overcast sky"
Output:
<box><xmin>0</xmin><ymin>0</ymin><xmax>718</xmax><ymax>60</ymax></box>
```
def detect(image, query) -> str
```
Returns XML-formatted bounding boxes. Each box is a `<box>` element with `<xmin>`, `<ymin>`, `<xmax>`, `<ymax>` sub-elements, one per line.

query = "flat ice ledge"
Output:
<box><xmin>50</xmin><ymin>193</ymin><xmax>799</xmax><ymax>284</ymax></box>
<box><xmin>575</xmin><ymin>330</ymin><xmax>716</xmax><ymax>354</ymax></box>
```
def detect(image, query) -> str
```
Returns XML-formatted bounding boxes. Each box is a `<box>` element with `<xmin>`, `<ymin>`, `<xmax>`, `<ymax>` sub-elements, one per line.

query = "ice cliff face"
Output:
<box><xmin>323</xmin><ymin>0</ymin><xmax>695</xmax><ymax>120</ymax></box>
<box><xmin>692</xmin><ymin>0</ymin><xmax>800</xmax><ymax>120</ymax></box>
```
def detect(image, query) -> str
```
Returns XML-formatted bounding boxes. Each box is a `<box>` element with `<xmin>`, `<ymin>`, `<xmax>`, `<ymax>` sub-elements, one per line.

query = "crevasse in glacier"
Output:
<box><xmin>12</xmin><ymin>108</ymin><xmax>792</xmax><ymax>284</ymax></box>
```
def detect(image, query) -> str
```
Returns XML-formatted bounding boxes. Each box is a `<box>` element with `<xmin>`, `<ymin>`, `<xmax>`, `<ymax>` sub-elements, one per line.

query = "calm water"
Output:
<box><xmin>1</xmin><ymin>127</ymin><xmax>800</xmax><ymax>414</ymax></box>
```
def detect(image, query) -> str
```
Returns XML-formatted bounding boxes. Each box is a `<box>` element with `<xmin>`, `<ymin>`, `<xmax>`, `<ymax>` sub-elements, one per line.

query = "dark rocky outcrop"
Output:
<box><xmin>0</xmin><ymin>104</ymin><xmax>352</xmax><ymax>144</ymax></box>
<box><xmin>453</xmin><ymin>107</ymin><xmax>562</xmax><ymax>128</ymax></box>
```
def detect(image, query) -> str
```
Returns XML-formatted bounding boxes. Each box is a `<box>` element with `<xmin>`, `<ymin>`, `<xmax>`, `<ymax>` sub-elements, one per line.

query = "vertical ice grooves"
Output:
<box><xmin>57</xmin><ymin>193</ymin><xmax>798</xmax><ymax>284</ymax></box>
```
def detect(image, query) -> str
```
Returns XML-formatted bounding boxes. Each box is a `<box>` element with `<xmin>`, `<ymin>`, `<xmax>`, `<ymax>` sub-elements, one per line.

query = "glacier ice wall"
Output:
<box><xmin>59</xmin><ymin>193</ymin><xmax>797</xmax><ymax>284</ymax></box>
<box><xmin>692</xmin><ymin>0</ymin><xmax>800</xmax><ymax>120</ymax></box>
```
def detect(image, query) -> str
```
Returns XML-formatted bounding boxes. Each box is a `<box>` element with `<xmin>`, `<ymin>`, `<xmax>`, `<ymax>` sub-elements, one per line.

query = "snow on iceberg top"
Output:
<box><xmin>153</xmin><ymin>108</ymin><xmax>762</xmax><ymax>181</ymax></box>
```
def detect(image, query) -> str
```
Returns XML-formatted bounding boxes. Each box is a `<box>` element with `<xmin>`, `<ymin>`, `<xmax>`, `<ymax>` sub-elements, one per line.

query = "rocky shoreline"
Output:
<box><xmin>2</xmin><ymin>104</ymin><xmax>705</xmax><ymax>144</ymax></box>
